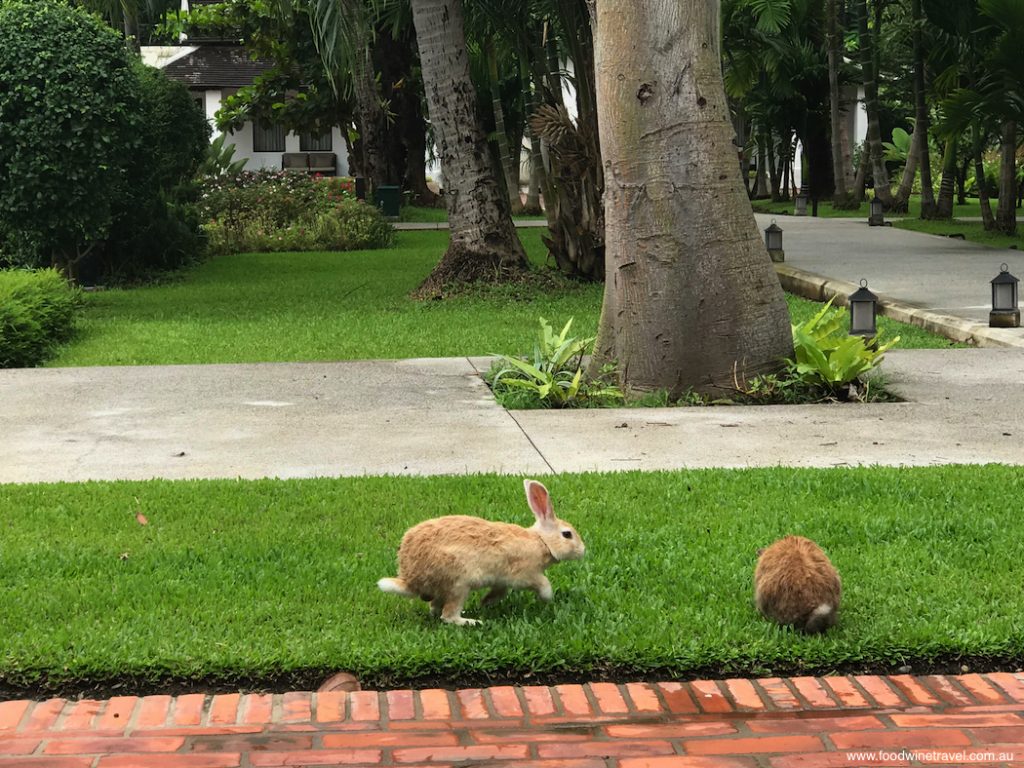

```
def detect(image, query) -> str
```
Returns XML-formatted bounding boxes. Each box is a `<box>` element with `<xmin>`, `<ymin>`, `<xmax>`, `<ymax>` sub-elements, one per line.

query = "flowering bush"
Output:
<box><xmin>198</xmin><ymin>172</ymin><xmax>390</xmax><ymax>254</ymax></box>
<box><xmin>205</xmin><ymin>198</ymin><xmax>393</xmax><ymax>255</ymax></box>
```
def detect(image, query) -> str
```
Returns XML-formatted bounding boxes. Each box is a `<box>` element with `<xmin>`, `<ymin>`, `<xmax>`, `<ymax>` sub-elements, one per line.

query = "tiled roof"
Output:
<box><xmin>160</xmin><ymin>45</ymin><xmax>273</xmax><ymax>89</ymax></box>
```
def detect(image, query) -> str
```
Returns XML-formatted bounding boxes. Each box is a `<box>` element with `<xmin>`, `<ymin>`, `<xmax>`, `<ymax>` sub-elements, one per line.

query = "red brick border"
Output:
<box><xmin>1</xmin><ymin>675</ymin><xmax>1024</xmax><ymax>766</ymax></box>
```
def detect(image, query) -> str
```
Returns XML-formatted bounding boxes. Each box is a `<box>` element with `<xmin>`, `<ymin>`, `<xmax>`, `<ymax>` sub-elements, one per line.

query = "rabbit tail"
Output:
<box><xmin>377</xmin><ymin>577</ymin><xmax>415</xmax><ymax>598</ymax></box>
<box><xmin>804</xmin><ymin>603</ymin><xmax>836</xmax><ymax>634</ymax></box>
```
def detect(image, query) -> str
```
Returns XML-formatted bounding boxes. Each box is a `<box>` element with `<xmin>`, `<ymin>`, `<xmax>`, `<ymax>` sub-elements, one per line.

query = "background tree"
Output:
<box><xmin>409</xmin><ymin>0</ymin><xmax>528</xmax><ymax>296</ymax></box>
<box><xmin>593</xmin><ymin>0</ymin><xmax>793</xmax><ymax>397</ymax></box>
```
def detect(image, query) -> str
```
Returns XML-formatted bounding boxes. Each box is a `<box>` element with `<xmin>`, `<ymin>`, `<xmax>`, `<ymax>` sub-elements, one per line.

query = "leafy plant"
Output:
<box><xmin>199</xmin><ymin>133</ymin><xmax>249</xmax><ymax>178</ymax></box>
<box><xmin>487</xmin><ymin>317</ymin><xmax>623</xmax><ymax>409</ymax></box>
<box><xmin>882</xmin><ymin>126</ymin><xmax>912</xmax><ymax>164</ymax></box>
<box><xmin>784</xmin><ymin>299</ymin><xmax>899</xmax><ymax>400</ymax></box>
<box><xmin>0</xmin><ymin>269</ymin><xmax>83</xmax><ymax>368</ymax></box>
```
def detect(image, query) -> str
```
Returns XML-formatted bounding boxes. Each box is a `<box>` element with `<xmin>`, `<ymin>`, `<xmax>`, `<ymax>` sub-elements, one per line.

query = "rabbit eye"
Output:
<box><xmin>561</xmin><ymin>531</ymin><xmax>573</xmax><ymax>539</ymax></box>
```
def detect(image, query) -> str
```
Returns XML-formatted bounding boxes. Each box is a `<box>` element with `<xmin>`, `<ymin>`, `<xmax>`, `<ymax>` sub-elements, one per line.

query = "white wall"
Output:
<box><xmin>204</xmin><ymin>89</ymin><xmax>349</xmax><ymax>176</ymax></box>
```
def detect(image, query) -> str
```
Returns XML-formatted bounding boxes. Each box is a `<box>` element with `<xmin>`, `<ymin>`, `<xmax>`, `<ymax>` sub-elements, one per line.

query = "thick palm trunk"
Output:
<box><xmin>827</xmin><ymin>0</ymin><xmax>856</xmax><ymax>207</ymax></box>
<box><xmin>891</xmin><ymin>127</ymin><xmax>921</xmax><ymax>212</ymax></box>
<box><xmin>410</xmin><ymin>0</ymin><xmax>527</xmax><ymax>295</ymax></box>
<box><xmin>591</xmin><ymin>0</ymin><xmax>792</xmax><ymax>397</ymax></box>
<box><xmin>857</xmin><ymin>0</ymin><xmax>893</xmax><ymax>207</ymax></box>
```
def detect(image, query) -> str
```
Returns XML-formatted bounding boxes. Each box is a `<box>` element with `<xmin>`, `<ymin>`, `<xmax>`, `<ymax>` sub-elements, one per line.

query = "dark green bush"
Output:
<box><xmin>0</xmin><ymin>1</ymin><xmax>141</xmax><ymax>276</ymax></box>
<box><xmin>0</xmin><ymin>270</ymin><xmax>83</xmax><ymax>368</ymax></box>
<box><xmin>96</xmin><ymin>65</ymin><xmax>211</xmax><ymax>283</ymax></box>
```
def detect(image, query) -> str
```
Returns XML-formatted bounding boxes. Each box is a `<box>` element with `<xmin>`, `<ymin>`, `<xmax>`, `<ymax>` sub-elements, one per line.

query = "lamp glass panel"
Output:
<box><xmin>851</xmin><ymin>301</ymin><xmax>875</xmax><ymax>333</ymax></box>
<box><xmin>994</xmin><ymin>282</ymin><xmax>1016</xmax><ymax>311</ymax></box>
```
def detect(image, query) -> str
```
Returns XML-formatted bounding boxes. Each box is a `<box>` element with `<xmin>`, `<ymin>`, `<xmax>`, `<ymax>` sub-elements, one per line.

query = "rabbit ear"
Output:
<box><xmin>524</xmin><ymin>479</ymin><xmax>555</xmax><ymax>528</ymax></box>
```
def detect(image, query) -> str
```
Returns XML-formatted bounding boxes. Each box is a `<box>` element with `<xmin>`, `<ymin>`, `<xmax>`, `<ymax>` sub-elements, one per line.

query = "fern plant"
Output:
<box><xmin>786</xmin><ymin>299</ymin><xmax>899</xmax><ymax>399</ymax></box>
<box><xmin>487</xmin><ymin>317</ymin><xmax>623</xmax><ymax>409</ymax></box>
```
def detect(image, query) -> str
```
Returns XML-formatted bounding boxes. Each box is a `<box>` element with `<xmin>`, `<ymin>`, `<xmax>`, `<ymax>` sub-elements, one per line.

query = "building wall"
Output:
<box><xmin>205</xmin><ymin>88</ymin><xmax>349</xmax><ymax>176</ymax></box>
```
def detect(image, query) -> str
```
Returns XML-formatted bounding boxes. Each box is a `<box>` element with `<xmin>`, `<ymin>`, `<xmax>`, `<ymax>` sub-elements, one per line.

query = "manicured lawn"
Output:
<box><xmin>399</xmin><ymin>205</ymin><xmax>547</xmax><ymax>223</ymax></box>
<box><xmin>50</xmin><ymin>230</ymin><xmax>955</xmax><ymax>367</ymax></box>
<box><xmin>752</xmin><ymin>196</ymin><xmax>986</xmax><ymax>220</ymax></box>
<box><xmin>893</xmin><ymin>218</ymin><xmax>1024</xmax><ymax>251</ymax></box>
<box><xmin>1</xmin><ymin>466</ymin><xmax>1022</xmax><ymax>695</ymax></box>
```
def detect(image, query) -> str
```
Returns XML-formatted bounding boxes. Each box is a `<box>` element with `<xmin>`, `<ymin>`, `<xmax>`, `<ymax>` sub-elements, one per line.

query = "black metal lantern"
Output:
<box><xmin>764</xmin><ymin>220</ymin><xmax>784</xmax><ymax>263</ymax></box>
<box><xmin>990</xmin><ymin>263</ymin><xmax>1020</xmax><ymax>328</ymax></box>
<box><xmin>849</xmin><ymin>279</ymin><xmax>878</xmax><ymax>336</ymax></box>
<box><xmin>868</xmin><ymin>197</ymin><xmax>884</xmax><ymax>227</ymax></box>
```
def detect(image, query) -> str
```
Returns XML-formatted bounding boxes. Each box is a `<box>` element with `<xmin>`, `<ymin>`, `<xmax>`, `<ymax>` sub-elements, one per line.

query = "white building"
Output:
<box><xmin>141</xmin><ymin>1</ymin><xmax>349</xmax><ymax>177</ymax></box>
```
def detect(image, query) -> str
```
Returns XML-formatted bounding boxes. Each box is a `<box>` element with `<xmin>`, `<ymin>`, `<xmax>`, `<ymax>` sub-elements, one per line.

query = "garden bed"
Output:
<box><xmin>2</xmin><ymin>466</ymin><xmax>1022</xmax><ymax>697</ymax></box>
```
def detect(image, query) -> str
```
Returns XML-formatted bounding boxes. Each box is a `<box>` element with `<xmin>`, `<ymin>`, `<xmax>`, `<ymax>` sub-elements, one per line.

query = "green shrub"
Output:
<box><xmin>487</xmin><ymin>317</ymin><xmax>624</xmax><ymax>409</ymax></box>
<box><xmin>0</xmin><ymin>1</ymin><xmax>141</xmax><ymax>276</ymax></box>
<box><xmin>0</xmin><ymin>270</ymin><xmax>83</xmax><ymax>368</ymax></box>
<box><xmin>96</xmin><ymin>64</ymin><xmax>210</xmax><ymax>283</ymax></box>
<box><xmin>201</xmin><ymin>174</ymin><xmax>393</xmax><ymax>254</ymax></box>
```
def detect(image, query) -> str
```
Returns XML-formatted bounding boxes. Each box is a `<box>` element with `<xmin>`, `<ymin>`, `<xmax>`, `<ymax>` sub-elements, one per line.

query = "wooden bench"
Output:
<box><xmin>281</xmin><ymin>152</ymin><xmax>336</xmax><ymax>176</ymax></box>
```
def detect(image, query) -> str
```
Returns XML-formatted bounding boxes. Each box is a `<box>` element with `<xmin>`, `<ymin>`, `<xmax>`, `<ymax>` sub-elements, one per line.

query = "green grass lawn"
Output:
<box><xmin>50</xmin><ymin>230</ymin><xmax>955</xmax><ymax>367</ymax></box>
<box><xmin>752</xmin><ymin>196</ymin><xmax>987</xmax><ymax>220</ymax></box>
<box><xmin>1</xmin><ymin>466</ymin><xmax>1022</xmax><ymax>695</ymax></box>
<box><xmin>893</xmin><ymin>218</ymin><xmax>1024</xmax><ymax>251</ymax></box>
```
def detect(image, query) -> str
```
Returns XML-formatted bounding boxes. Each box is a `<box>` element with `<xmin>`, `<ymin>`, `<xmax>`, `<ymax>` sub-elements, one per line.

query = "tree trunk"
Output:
<box><xmin>341</xmin><ymin>0</ymin><xmax>388</xmax><ymax>195</ymax></box>
<box><xmin>827</xmin><ymin>0</ymin><xmax>856</xmax><ymax>207</ymax></box>
<box><xmin>891</xmin><ymin>125</ymin><xmax>920</xmax><ymax>212</ymax></box>
<box><xmin>522</xmin><ymin>56</ymin><xmax>544</xmax><ymax>214</ymax></box>
<box><xmin>935</xmin><ymin>137</ymin><xmax>956</xmax><ymax>220</ymax></box>
<box><xmin>857</xmin><ymin>0</ymin><xmax>893</xmax><ymax>207</ymax></box>
<box><xmin>529</xmin><ymin>2</ymin><xmax>605</xmax><ymax>281</ymax></box>
<box><xmin>485</xmin><ymin>37</ymin><xmax>525</xmax><ymax>215</ymax></box>
<box><xmin>995</xmin><ymin>120</ymin><xmax>1018</xmax><ymax>235</ymax></box>
<box><xmin>755</xmin><ymin>134</ymin><xmax>770</xmax><ymax>198</ymax></box>
<box><xmin>409</xmin><ymin>0</ymin><xmax>528</xmax><ymax>296</ymax></box>
<box><xmin>591</xmin><ymin>0</ymin><xmax>793</xmax><ymax>398</ymax></box>
<box><xmin>853</xmin><ymin>141</ymin><xmax>869</xmax><ymax>202</ymax></box>
<box><xmin>911</xmin><ymin>0</ymin><xmax>936</xmax><ymax>219</ymax></box>
<box><xmin>972</xmin><ymin>129</ymin><xmax>995</xmax><ymax>229</ymax></box>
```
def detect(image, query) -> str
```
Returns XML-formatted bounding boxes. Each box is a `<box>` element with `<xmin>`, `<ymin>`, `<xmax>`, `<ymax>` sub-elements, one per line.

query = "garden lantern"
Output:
<box><xmin>990</xmin><ymin>264</ymin><xmax>1020</xmax><ymax>328</ymax></box>
<box><xmin>849</xmin><ymin>279</ymin><xmax>878</xmax><ymax>337</ymax></box>
<box><xmin>794</xmin><ymin>193</ymin><xmax>808</xmax><ymax>217</ymax></box>
<box><xmin>869</xmin><ymin>197</ymin><xmax>885</xmax><ymax>227</ymax></box>
<box><xmin>764</xmin><ymin>220</ymin><xmax>784</xmax><ymax>263</ymax></box>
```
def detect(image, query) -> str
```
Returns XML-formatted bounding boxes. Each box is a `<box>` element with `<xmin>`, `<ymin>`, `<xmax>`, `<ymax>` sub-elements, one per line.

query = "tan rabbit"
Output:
<box><xmin>754</xmin><ymin>535</ymin><xmax>841</xmax><ymax>634</ymax></box>
<box><xmin>378</xmin><ymin>479</ymin><xmax>585</xmax><ymax>626</ymax></box>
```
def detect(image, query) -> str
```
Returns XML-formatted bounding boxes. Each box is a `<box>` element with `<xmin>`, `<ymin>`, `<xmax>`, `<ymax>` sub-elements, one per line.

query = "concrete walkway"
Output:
<box><xmin>3</xmin><ymin>674</ymin><xmax>1024</xmax><ymax>766</ymax></box>
<box><xmin>751</xmin><ymin>214</ymin><xmax>1024</xmax><ymax>348</ymax></box>
<box><xmin>2</xmin><ymin>349</ymin><xmax>1023</xmax><ymax>483</ymax></box>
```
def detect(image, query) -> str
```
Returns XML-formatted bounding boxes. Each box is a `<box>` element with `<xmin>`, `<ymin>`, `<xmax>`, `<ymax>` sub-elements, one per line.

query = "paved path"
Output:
<box><xmin>2</xmin><ymin>349</ymin><xmax>1023</xmax><ymax>483</ymax></box>
<box><xmin>3</xmin><ymin>674</ymin><xmax>1024</xmax><ymax>766</ymax></box>
<box><xmin>751</xmin><ymin>214</ymin><xmax>1024</xmax><ymax>348</ymax></box>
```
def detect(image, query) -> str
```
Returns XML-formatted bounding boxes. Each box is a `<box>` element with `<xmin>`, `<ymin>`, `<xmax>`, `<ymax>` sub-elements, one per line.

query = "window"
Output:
<box><xmin>300</xmin><ymin>129</ymin><xmax>332</xmax><ymax>152</ymax></box>
<box><xmin>253</xmin><ymin>122</ymin><xmax>285</xmax><ymax>153</ymax></box>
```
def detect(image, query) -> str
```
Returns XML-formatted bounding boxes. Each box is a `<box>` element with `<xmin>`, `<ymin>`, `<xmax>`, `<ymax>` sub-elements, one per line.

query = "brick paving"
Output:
<box><xmin>2</xmin><ymin>675</ymin><xmax>1024</xmax><ymax>766</ymax></box>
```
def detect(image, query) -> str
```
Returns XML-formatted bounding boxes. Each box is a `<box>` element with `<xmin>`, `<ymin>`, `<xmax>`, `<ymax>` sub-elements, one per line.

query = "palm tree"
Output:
<box><xmin>409</xmin><ymin>0</ymin><xmax>528</xmax><ymax>295</ymax></box>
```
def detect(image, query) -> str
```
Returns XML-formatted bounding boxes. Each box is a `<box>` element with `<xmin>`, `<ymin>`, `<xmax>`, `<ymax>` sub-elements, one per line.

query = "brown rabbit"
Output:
<box><xmin>378</xmin><ymin>479</ymin><xmax>585</xmax><ymax>626</ymax></box>
<box><xmin>754</xmin><ymin>535</ymin><xmax>841</xmax><ymax>634</ymax></box>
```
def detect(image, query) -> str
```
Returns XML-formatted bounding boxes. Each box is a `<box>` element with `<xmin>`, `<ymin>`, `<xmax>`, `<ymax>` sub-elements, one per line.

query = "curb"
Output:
<box><xmin>3</xmin><ymin>674</ymin><xmax>1024</xmax><ymax>766</ymax></box>
<box><xmin>775</xmin><ymin>263</ymin><xmax>1024</xmax><ymax>349</ymax></box>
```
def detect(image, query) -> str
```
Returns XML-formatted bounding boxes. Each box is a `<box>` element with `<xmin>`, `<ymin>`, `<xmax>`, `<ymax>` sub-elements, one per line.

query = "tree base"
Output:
<box><xmin>412</xmin><ymin>241</ymin><xmax>529</xmax><ymax>299</ymax></box>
